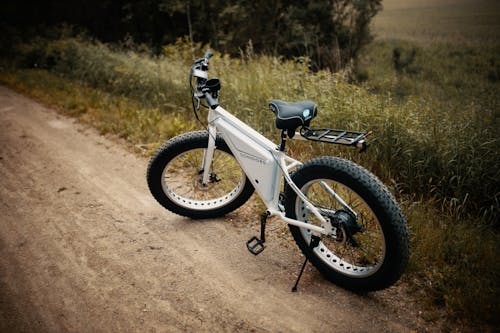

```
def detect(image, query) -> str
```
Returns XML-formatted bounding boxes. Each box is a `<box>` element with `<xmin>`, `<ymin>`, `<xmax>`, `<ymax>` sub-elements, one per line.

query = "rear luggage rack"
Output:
<box><xmin>299</xmin><ymin>127</ymin><xmax>370</xmax><ymax>152</ymax></box>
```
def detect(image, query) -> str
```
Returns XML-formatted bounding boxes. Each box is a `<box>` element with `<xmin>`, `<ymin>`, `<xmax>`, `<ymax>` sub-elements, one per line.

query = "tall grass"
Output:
<box><xmin>358</xmin><ymin>40</ymin><xmax>499</xmax><ymax>222</ymax></box>
<box><xmin>0</xmin><ymin>69</ymin><xmax>195</xmax><ymax>147</ymax></box>
<box><xmin>12</xmin><ymin>36</ymin><xmax>190</xmax><ymax>109</ymax></box>
<box><xmin>1</xmin><ymin>35</ymin><xmax>498</xmax><ymax>328</ymax></box>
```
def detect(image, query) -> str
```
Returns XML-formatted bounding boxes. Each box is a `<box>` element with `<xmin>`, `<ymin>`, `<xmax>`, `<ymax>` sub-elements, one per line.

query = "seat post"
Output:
<box><xmin>279</xmin><ymin>129</ymin><xmax>287</xmax><ymax>151</ymax></box>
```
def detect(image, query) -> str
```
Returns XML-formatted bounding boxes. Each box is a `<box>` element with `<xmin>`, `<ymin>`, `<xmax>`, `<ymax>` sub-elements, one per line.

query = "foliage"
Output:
<box><xmin>1</xmin><ymin>0</ymin><xmax>381</xmax><ymax>71</ymax></box>
<box><xmin>406</xmin><ymin>201</ymin><xmax>499</xmax><ymax>325</ymax></box>
<box><xmin>11</xmin><ymin>36</ymin><xmax>191</xmax><ymax>110</ymax></box>
<box><xmin>200</xmin><ymin>0</ymin><xmax>382</xmax><ymax>71</ymax></box>
<box><xmin>358</xmin><ymin>40</ymin><xmax>500</xmax><ymax>223</ymax></box>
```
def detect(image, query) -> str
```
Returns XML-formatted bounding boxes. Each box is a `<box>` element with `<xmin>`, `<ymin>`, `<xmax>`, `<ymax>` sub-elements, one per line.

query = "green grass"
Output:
<box><xmin>0</xmin><ymin>69</ymin><xmax>195</xmax><ymax>148</ymax></box>
<box><xmin>357</xmin><ymin>39</ymin><xmax>499</xmax><ymax>220</ymax></box>
<box><xmin>404</xmin><ymin>199</ymin><xmax>499</xmax><ymax>324</ymax></box>
<box><xmin>1</xmin><ymin>35</ymin><xmax>498</xmax><ymax>329</ymax></box>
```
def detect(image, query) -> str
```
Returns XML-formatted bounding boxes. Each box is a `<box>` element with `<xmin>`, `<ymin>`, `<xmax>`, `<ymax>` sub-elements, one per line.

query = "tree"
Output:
<box><xmin>180</xmin><ymin>0</ymin><xmax>383</xmax><ymax>71</ymax></box>
<box><xmin>273</xmin><ymin>0</ymin><xmax>383</xmax><ymax>71</ymax></box>
<box><xmin>2</xmin><ymin>0</ymin><xmax>382</xmax><ymax>71</ymax></box>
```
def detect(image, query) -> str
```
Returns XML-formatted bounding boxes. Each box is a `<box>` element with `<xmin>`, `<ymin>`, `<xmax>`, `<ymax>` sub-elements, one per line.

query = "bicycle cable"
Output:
<box><xmin>189</xmin><ymin>65</ymin><xmax>218</xmax><ymax>143</ymax></box>
<box><xmin>189</xmin><ymin>68</ymin><xmax>207</xmax><ymax>128</ymax></box>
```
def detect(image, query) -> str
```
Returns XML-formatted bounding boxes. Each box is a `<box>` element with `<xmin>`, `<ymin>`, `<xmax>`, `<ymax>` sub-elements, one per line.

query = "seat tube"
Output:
<box><xmin>201</xmin><ymin>124</ymin><xmax>217</xmax><ymax>185</ymax></box>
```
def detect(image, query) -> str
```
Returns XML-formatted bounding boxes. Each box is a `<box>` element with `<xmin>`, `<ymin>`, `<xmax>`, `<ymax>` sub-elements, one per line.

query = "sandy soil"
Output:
<box><xmin>0</xmin><ymin>85</ymin><xmax>436</xmax><ymax>332</ymax></box>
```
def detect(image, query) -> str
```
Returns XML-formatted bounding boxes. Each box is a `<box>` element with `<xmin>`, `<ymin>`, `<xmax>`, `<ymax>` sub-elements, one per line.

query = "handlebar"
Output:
<box><xmin>193</xmin><ymin>50</ymin><xmax>213</xmax><ymax>68</ymax></box>
<box><xmin>190</xmin><ymin>50</ymin><xmax>220</xmax><ymax>110</ymax></box>
<box><xmin>191</xmin><ymin>49</ymin><xmax>213</xmax><ymax>81</ymax></box>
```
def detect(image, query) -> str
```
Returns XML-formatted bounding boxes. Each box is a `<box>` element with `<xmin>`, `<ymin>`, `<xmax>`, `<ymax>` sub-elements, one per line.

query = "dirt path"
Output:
<box><xmin>0</xmin><ymin>85</ymin><xmax>433</xmax><ymax>332</ymax></box>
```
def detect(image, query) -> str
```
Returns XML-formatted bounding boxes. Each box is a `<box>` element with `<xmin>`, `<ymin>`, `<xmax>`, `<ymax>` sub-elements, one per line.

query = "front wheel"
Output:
<box><xmin>284</xmin><ymin>156</ymin><xmax>409</xmax><ymax>292</ymax></box>
<box><xmin>147</xmin><ymin>130</ymin><xmax>254</xmax><ymax>219</ymax></box>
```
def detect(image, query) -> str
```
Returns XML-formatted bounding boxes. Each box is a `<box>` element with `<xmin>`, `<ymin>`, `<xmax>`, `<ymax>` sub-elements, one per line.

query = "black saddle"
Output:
<box><xmin>269</xmin><ymin>100</ymin><xmax>318</xmax><ymax>134</ymax></box>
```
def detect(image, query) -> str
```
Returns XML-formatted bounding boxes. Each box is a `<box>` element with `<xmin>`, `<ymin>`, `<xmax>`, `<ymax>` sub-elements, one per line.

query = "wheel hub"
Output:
<box><xmin>329</xmin><ymin>210</ymin><xmax>362</xmax><ymax>246</ymax></box>
<box><xmin>194</xmin><ymin>170</ymin><xmax>221</xmax><ymax>190</ymax></box>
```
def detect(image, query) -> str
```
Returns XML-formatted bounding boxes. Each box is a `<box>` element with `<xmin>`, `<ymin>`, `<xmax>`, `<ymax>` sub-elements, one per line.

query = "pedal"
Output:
<box><xmin>246</xmin><ymin>236</ymin><xmax>265</xmax><ymax>255</ymax></box>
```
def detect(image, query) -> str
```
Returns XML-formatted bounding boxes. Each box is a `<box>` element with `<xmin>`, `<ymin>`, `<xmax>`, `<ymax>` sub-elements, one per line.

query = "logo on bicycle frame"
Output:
<box><xmin>238</xmin><ymin>150</ymin><xmax>267</xmax><ymax>165</ymax></box>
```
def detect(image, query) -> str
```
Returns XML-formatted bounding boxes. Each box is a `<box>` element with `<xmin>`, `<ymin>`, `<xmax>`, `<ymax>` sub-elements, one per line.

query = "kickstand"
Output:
<box><xmin>291</xmin><ymin>235</ymin><xmax>320</xmax><ymax>292</ymax></box>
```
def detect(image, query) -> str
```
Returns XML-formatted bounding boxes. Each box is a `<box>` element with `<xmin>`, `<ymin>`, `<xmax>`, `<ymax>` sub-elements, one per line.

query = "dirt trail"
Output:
<box><xmin>0</xmin><ymin>85</ymin><xmax>432</xmax><ymax>332</ymax></box>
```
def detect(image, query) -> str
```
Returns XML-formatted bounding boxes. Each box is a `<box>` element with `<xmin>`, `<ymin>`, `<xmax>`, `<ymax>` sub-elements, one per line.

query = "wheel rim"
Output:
<box><xmin>295</xmin><ymin>179</ymin><xmax>386</xmax><ymax>278</ymax></box>
<box><xmin>161</xmin><ymin>148</ymin><xmax>247</xmax><ymax>211</ymax></box>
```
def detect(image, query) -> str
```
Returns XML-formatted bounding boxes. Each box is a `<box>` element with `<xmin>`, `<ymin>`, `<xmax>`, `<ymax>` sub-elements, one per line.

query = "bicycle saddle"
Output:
<box><xmin>269</xmin><ymin>100</ymin><xmax>318</xmax><ymax>133</ymax></box>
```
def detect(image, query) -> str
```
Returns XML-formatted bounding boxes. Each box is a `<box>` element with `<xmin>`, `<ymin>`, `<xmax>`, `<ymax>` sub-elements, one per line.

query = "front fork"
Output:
<box><xmin>201</xmin><ymin>125</ymin><xmax>217</xmax><ymax>185</ymax></box>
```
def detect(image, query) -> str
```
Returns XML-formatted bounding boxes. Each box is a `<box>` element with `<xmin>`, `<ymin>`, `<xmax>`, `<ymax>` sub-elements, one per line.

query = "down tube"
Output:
<box><xmin>213</xmin><ymin>116</ymin><xmax>281</xmax><ymax>205</ymax></box>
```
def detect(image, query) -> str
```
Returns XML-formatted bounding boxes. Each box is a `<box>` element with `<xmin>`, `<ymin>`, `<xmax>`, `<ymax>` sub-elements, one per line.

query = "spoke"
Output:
<box><xmin>319</xmin><ymin>181</ymin><xmax>357</xmax><ymax>217</ymax></box>
<box><xmin>162</xmin><ymin>148</ymin><xmax>247</xmax><ymax>204</ymax></box>
<box><xmin>175</xmin><ymin>185</ymin><xmax>190</xmax><ymax>197</ymax></box>
<box><xmin>349</xmin><ymin>199</ymin><xmax>362</xmax><ymax>211</ymax></box>
<box><xmin>348</xmin><ymin>248</ymin><xmax>356</xmax><ymax>264</ymax></box>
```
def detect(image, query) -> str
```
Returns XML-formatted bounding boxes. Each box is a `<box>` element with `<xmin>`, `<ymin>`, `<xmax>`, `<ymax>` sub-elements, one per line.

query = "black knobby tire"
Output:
<box><xmin>147</xmin><ymin>130</ymin><xmax>254</xmax><ymax>219</ymax></box>
<box><xmin>284</xmin><ymin>156</ymin><xmax>409</xmax><ymax>292</ymax></box>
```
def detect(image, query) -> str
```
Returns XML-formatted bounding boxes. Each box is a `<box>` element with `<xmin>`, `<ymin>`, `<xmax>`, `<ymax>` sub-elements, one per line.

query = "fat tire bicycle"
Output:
<box><xmin>147</xmin><ymin>51</ymin><xmax>409</xmax><ymax>292</ymax></box>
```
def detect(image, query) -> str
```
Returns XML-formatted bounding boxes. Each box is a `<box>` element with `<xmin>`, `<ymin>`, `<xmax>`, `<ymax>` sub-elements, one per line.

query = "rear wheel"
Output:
<box><xmin>147</xmin><ymin>130</ymin><xmax>254</xmax><ymax>219</ymax></box>
<box><xmin>285</xmin><ymin>156</ymin><xmax>409</xmax><ymax>291</ymax></box>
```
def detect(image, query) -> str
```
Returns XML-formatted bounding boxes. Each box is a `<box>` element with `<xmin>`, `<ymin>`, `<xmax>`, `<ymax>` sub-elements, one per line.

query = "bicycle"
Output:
<box><xmin>147</xmin><ymin>51</ymin><xmax>409</xmax><ymax>292</ymax></box>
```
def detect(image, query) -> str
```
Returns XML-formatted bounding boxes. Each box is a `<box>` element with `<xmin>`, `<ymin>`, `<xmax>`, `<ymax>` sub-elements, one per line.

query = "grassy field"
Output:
<box><xmin>373</xmin><ymin>0</ymin><xmax>500</xmax><ymax>45</ymax></box>
<box><xmin>0</xmin><ymin>1</ymin><xmax>498</xmax><ymax>328</ymax></box>
<box><xmin>369</xmin><ymin>3</ymin><xmax>500</xmax><ymax>325</ymax></box>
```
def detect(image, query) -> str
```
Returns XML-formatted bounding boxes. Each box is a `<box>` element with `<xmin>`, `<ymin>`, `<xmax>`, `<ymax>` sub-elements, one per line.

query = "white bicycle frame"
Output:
<box><xmin>201</xmin><ymin>103</ymin><xmax>336</xmax><ymax>236</ymax></box>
